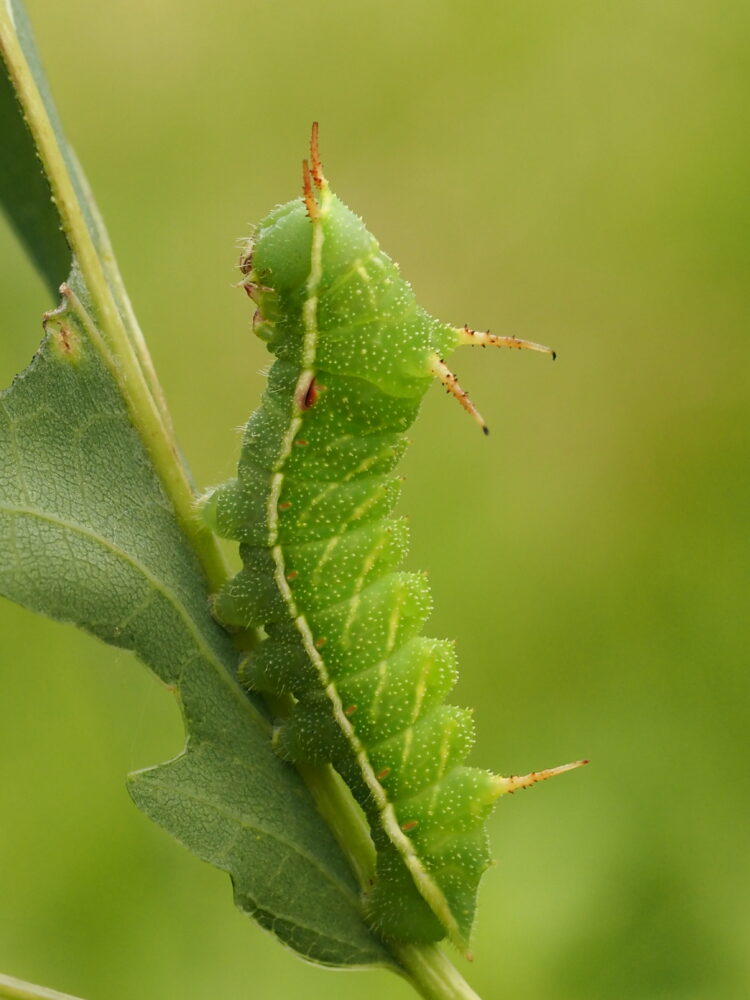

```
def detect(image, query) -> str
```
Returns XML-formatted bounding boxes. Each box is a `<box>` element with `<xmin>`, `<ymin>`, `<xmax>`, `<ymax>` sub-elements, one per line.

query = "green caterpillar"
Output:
<box><xmin>203</xmin><ymin>125</ymin><xmax>584</xmax><ymax>953</ymax></box>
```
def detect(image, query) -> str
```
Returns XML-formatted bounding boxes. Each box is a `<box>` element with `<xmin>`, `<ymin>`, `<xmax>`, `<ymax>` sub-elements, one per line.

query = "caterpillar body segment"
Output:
<box><xmin>203</xmin><ymin>128</ymin><xmax>576</xmax><ymax>951</ymax></box>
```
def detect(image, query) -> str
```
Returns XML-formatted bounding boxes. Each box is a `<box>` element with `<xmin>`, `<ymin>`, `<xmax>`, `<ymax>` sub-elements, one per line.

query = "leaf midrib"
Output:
<box><xmin>0</xmin><ymin>500</ymin><xmax>265</xmax><ymax>729</ymax></box>
<box><xmin>1</xmin><ymin>501</ymin><xmax>369</xmax><ymax>911</ymax></box>
<box><xmin>135</xmin><ymin>766</ymin><xmax>361</xmax><ymax>909</ymax></box>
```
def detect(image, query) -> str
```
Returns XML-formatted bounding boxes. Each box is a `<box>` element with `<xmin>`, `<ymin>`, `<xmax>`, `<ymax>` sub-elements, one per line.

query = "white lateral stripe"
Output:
<box><xmin>263</xmin><ymin>185</ymin><xmax>464</xmax><ymax>949</ymax></box>
<box><xmin>271</xmin><ymin>544</ymin><xmax>297</xmax><ymax>614</ymax></box>
<box><xmin>301</xmin><ymin>187</ymin><xmax>327</xmax><ymax>368</ymax></box>
<box><xmin>288</xmin><ymin>602</ymin><xmax>463</xmax><ymax>946</ymax></box>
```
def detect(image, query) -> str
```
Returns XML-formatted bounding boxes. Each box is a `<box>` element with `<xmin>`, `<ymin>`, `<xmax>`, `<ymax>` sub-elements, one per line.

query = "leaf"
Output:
<box><xmin>0</xmin><ymin>0</ymin><xmax>71</xmax><ymax>294</ymax></box>
<box><xmin>0</xmin><ymin>285</ymin><xmax>391</xmax><ymax>969</ymax></box>
<box><xmin>0</xmin><ymin>0</ymin><xmax>129</xmax><ymax>304</ymax></box>
<box><xmin>1</xmin><ymin>0</ymin><xmax>391</xmax><ymax>969</ymax></box>
<box><xmin>1</xmin><ymin>6</ymin><xmax>483</xmax><ymax>994</ymax></box>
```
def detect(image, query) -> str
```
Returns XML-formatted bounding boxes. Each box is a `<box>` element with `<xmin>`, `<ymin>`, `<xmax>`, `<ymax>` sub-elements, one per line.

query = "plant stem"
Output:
<box><xmin>1</xmin><ymin>9</ymin><xmax>485</xmax><ymax>998</ymax></box>
<box><xmin>268</xmin><ymin>721</ymin><xmax>482</xmax><ymax>998</ymax></box>
<box><xmin>0</xmin><ymin>974</ymin><xmax>86</xmax><ymax>1000</ymax></box>
<box><xmin>296</xmin><ymin>759</ymin><xmax>377</xmax><ymax>889</ymax></box>
<box><xmin>67</xmin><ymin>146</ymin><xmax>177</xmax><ymax>446</ymax></box>
<box><xmin>391</xmin><ymin>945</ymin><xmax>483</xmax><ymax>1000</ymax></box>
<box><xmin>0</xmin><ymin>5</ymin><xmax>228</xmax><ymax>594</ymax></box>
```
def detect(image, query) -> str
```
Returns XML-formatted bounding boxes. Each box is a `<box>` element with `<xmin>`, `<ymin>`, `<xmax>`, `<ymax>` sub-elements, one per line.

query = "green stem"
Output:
<box><xmin>0</xmin><ymin>4</ymin><xmax>228</xmax><ymax>594</ymax></box>
<box><xmin>393</xmin><ymin>946</ymin><xmax>483</xmax><ymax>1000</ymax></box>
<box><xmin>66</xmin><ymin>145</ymin><xmax>177</xmax><ymax>444</ymax></box>
<box><xmin>0</xmin><ymin>974</ymin><xmax>86</xmax><ymax>1000</ymax></box>
<box><xmin>296</xmin><ymin>759</ymin><xmax>377</xmax><ymax>890</ymax></box>
<box><xmin>1</xmin><ymin>8</ymin><xmax>484</xmax><ymax>999</ymax></box>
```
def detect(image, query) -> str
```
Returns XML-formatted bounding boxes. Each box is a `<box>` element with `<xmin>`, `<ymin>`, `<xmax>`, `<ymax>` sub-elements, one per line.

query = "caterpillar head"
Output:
<box><xmin>240</xmin><ymin>125</ymin><xmax>556</xmax><ymax>424</ymax></box>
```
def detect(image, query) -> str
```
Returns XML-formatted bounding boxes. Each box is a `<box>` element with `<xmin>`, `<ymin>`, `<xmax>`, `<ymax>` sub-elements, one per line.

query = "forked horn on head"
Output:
<box><xmin>302</xmin><ymin>122</ymin><xmax>327</xmax><ymax>219</ymax></box>
<box><xmin>302</xmin><ymin>158</ymin><xmax>318</xmax><ymax>219</ymax></box>
<box><xmin>309</xmin><ymin>121</ymin><xmax>325</xmax><ymax>189</ymax></box>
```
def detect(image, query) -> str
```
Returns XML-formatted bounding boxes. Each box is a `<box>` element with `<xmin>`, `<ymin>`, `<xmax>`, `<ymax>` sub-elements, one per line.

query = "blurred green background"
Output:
<box><xmin>1</xmin><ymin>1</ymin><xmax>748</xmax><ymax>998</ymax></box>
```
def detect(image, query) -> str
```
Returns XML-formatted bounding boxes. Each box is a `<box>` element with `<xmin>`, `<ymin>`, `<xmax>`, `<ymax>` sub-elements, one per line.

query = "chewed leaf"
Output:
<box><xmin>0</xmin><ymin>289</ymin><xmax>391</xmax><ymax>969</ymax></box>
<box><xmin>129</xmin><ymin>677</ymin><xmax>383</xmax><ymax>967</ymax></box>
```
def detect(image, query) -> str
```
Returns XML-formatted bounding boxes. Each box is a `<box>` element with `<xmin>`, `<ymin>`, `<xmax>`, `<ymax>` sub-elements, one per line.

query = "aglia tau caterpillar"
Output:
<box><xmin>203</xmin><ymin>125</ymin><xmax>585</xmax><ymax>952</ymax></box>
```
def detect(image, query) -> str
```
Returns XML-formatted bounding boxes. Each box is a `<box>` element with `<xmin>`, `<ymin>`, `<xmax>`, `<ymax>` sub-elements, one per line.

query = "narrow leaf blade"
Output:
<box><xmin>0</xmin><ymin>0</ymin><xmax>71</xmax><ymax>293</ymax></box>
